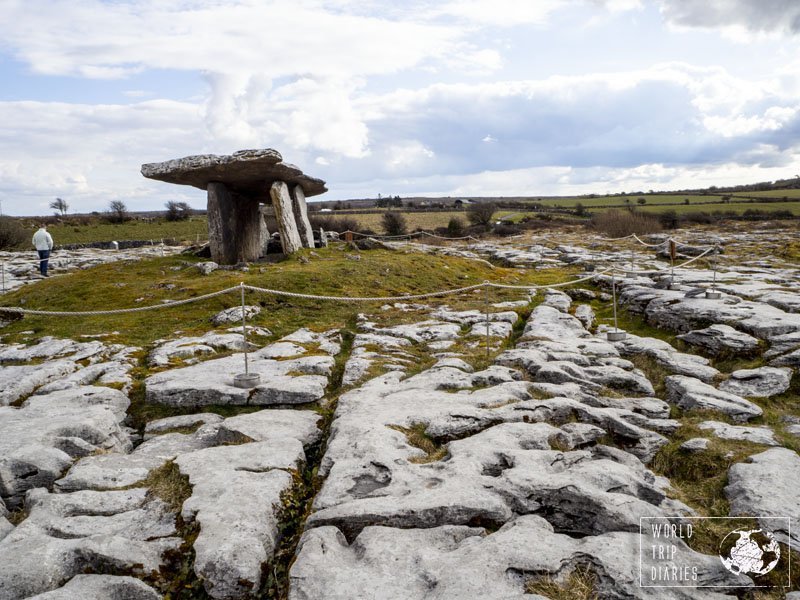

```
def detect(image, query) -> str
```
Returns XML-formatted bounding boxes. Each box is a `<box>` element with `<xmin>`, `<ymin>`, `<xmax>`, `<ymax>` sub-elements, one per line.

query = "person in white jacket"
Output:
<box><xmin>32</xmin><ymin>224</ymin><xmax>54</xmax><ymax>277</ymax></box>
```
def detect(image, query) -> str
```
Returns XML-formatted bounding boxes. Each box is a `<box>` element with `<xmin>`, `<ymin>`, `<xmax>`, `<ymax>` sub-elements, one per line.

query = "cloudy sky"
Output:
<box><xmin>1</xmin><ymin>0</ymin><xmax>800</xmax><ymax>215</ymax></box>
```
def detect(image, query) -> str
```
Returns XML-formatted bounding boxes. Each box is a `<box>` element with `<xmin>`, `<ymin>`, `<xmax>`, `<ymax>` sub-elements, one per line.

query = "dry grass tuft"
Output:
<box><xmin>141</xmin><ymin>461</ymin><xmax>192</xmax><ymax>512</ymax></box>
<box><xmin>525</xmin><ymin>565</ymin><xmax>598</xmax><ymax>599</ymax></box>
<box><xmin>388</xmin><ymin>422</ymin><xmax>448</xmax><ymax>463</ymax></box>
<box><xmin>589</xmin><ymin>209</ymin><xmax>662</xmax><ymax>238</ymax></box>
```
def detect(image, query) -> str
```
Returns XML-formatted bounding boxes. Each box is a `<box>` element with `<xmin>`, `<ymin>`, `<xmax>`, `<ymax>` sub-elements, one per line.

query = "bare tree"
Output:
<box><xmin>165</xmin><ymin>200</ymin><xmax>193</xmax><ymax>221</ymax></box>
<box><xmin>50</xmin><ymin>197</ymin><xmax>69</xmax><ymax>217</ymax></box>
<box><xmin>466</xmin><ymin>201</ymin><xmax>497</xmax><ymax>227</ymax></box>
<box><xmin>107</xmin><ymin>200</ymin><xmax>130</xmax><ymax>223</ymax></box>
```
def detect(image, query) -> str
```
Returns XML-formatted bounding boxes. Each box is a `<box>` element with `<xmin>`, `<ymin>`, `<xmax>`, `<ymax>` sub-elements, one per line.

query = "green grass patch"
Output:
<box><xmin>46</xmin><ymin>217</ymin><xmax>209</xmax><ymax>245</ymax></box>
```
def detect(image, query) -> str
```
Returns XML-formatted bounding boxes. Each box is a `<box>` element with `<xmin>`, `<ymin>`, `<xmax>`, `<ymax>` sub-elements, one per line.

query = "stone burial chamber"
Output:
<box><xmin>141</xmin><ymin>149</ymin><xmax>327</xmax><ymax>264</ymax></box>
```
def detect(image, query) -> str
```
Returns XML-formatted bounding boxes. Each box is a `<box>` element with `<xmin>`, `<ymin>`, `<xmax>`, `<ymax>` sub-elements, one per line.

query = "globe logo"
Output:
<box><xmin>719</xmin><ymin>529</ymin><xmax>781</xmax><ymax>576</ymax></box>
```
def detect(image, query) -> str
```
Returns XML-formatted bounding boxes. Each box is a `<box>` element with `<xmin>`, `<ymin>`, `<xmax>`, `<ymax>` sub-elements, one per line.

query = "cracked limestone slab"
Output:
<box><xmin>610</xmin><ymin>332</ymin><xmax>720</xmax><ymax>382</ymax></box>
<box><xmin>144</xmin><ymin>346</ymin><xmax>333</xmax><ymax>407</ymax></box>
<box><xmin>725</xmin><ymin>447</ymin><xmax>800</xmax><ymax>552</ymax></box>
<box><xmin>290</xmin><ymin>515</ymin><xmax>744</xmax><ymax>600</ymax></box>
<box><xmin>718</xmin><ymin>367</ymin><xmax>792</xmax><ymax>398</ymax></box>
<box><xmin>307</xmin><ymin>369</ymin><xmax>683</xmax><ymax>544</ymax></box>
<box><xmin>175</xmin><ymin>429</ymin><xmax>317</xmax><ymax>600</ymax></box>
<box><xmin>0</xmin><ymin>386</ymin><xmax>131</xmax><ymax>506</ymax></box>
<box><xmin>148</xmin><ymin>331</ymin><xmax>256</xmax><ymax>367</ymax></box>
<box><xmin>698</xmin><ymin>421</ymin><xmax>778</xmax><ymax>446</ymax></box>
<box><xmin>0</xmin><ymin>360</ymin><xmax>79</xmax><ymax>406</ymax></box>
<box><xmin>25</xmin><ymin>575</ymin><xmax>161</xmax><ymax>600</ymax></box>
<box><xmin>677</xmin><ymin>324</ymin><xmax>761</xmax><ymax>357</ymax></box>
<box><xmin>0</xmin><ymin>488</ymin><xmax>179</xmax><ymax>599</ymax></box>
<box><xmin>665</xmin><ymin>376</ymin><xmax>762</xmax><ymax>422</ymax></box>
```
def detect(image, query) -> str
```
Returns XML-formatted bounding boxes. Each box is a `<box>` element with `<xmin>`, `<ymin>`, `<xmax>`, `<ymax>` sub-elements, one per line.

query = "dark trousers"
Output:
<box><xmin>37</xmin><ymin>249</ymin><xmax>50</xmax><ymax>276</ymax></box>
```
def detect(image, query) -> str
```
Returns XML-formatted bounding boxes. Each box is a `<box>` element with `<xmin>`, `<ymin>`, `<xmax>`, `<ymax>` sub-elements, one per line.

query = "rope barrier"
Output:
<box><xmin>0</xmin><ymin>286</ymin><xmax>239</xmax><ymax>316</ymax></box>
<box><xmin>0</xmin><ymin>239</ymin><xmax>719</xmax><ymax>318</ymax></box>
<box><xmin>341</xmin><ymin>230</ymin><xmax>482</xmax><ymax>243</ymax></box>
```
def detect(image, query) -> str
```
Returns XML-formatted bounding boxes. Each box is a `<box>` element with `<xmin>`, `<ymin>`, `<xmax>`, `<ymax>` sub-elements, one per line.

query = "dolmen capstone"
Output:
<box><xmin>141</xmin><ymin>149</ymin><xmax>326</xmax><ymax>263</ymax></box>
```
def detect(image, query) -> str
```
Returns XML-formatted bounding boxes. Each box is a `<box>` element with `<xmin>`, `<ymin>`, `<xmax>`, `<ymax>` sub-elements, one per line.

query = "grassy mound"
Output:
<box><xmin>0</xmin><ymin>245</ymin><xmax>579</xmax><ymax>347</ymax></box>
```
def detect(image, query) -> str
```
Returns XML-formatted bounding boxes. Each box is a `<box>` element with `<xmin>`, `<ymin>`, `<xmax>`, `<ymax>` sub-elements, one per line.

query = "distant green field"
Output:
<box><xmin>43</xmin><ymin>218</ymin><xmax>209</xmax><ymax>245</ymax></box>
<box><xmin>728</xmin><ymin>189</ymin><xmax>800</xmax><ymax>199</ymax></box>
<box><xmin>536</xmin><ymin>194</ymin><xmax>748</xmax><ymax>208</ymax></box>
<box><xmin>616</xmin><ymin>201</ymin><xmax>800</xmax><ymax>216</ymax></box>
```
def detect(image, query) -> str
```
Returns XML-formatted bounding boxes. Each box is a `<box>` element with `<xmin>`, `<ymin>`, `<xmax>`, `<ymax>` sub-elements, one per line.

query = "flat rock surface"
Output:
<box><xmin>725</xmin><ymin>448</ymin><xmax>800</xmax><ymax>551</ymax></box>
<box><xmin>718</xmin><ymin>366</ymin><xmax>792</xmax><ymax>398</ymax></box>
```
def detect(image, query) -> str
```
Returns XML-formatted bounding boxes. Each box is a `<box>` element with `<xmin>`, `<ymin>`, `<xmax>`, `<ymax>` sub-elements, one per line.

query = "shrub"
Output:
<box><xmin>381</xmin><ymin>211</ymin><xmax>408</xmax><ymax>236</ymax></box>
<box><xmin>493</xmin><ymin>223</ymin><xmax>522</xmax><ymax>237</ymax></box>
<box><xmin>589</xmin><ymin>209</ymin><xmax>662</xmax><ymax>237</ymax></box>
<box><xmin>466</xmin><ymin>201</ymin><xmax>497</xmax><ymax>227</ymax></box>
<box><xmin>0</xmin><ymin>216</ymin><xmax>27</xmax><ymax>250</ymax></box>
<box><xmin>309</xmin><ymin>215</ymin><xmax>361</xmax><ymax>234</ymax></box>
<box><xmin>446</xmin><ymin>216</ymin><xmax>466</xmax><ymax>238</ymax></box>
<box><xmin>659</xmin><ymin>210</ymin><xmax>680</xmax><ymax>229</ymax></box>
<box><xmin>106</xmin><ymin>200</ymin><xmax>131</xmax><ymax>224</ymax></box>
<box><xmin>164</xmin><ymin>200</ymin><xmax>192</xmax><ymax>222</ymax></box>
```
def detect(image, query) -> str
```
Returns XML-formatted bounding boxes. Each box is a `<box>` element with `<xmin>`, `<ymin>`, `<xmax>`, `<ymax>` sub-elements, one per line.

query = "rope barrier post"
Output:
<box><xmin>706</xmin><ymin>247</ymin><xmax>721</xmax><ymax>299</ymax></box>
<box><xmin>484</xmin><ymin>282</ymin><xmax>491</xmax><ymax>358</ymax></box>
<box><xmin>160</xmin><ymin>239</ymin><xmax>165</xmax><ymax>257</ymax></box>
<box><xmin>627</xmin><ymin>246</ymin><xmax>635</xmax><ymax>278</ymax></box>
<box><xmin>668</xmin><ymin>239</ymin><xmax>677</xmax><ymax>289</ymax></box>
<box><xmin>607</xmin><ymin>273</ymin><xmax>626</xmax><ymax>341</ymax></box>
<box><xmin>233</xmin><ymin>282</ymin><xmax>260</xmax><ymax>389</ymax></box>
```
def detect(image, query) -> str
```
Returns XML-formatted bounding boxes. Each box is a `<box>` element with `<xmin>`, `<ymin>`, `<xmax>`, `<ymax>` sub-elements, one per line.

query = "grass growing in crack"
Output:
<box><xmin>525</xmin><ymin>565</ymin><xmax>598</xmax><ymax>599</ymax></box>
<box><xmin>649</xmin><ymin>418</ymin><xmax>766</xmax><ymax>517</ymax></box>
<box><xmin>140</xmin><ymin>461</ymin><xmax>192</xmax><ymax>513</ymax></box>
<box><xmin>627</xmin><ymin>354</ymin><xmax>672</xmax><ymax>398</ymax></box>
<box><xmin>387</xmin><ymin>422</ymin><xmax>448</xmax><ymax>463</ymax></box>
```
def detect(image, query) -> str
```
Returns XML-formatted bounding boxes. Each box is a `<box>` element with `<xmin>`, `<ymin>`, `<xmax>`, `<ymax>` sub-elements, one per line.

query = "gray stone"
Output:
<box><xmin>677</xmin><ymin>324</ymin><xmax>761</xmax><ymax>356</ymax></box>
<box><xmin>211</xmin><ymin>305</ymin><xmax>261</xmax><ymax>327</ymax></box>
<box><xmin>718</xmin><ymin>367</ymin><xmax>792</xmax><ymax>398</ymax></box>
<box><xmin>196</xmin><ymin>261</ymin><xmax>219</xmax><ymax>275</ymax></box>
<box><xmin>573</xmin><ymin>303</ymin><xmax>595</xmax><ymax>329</ymax></box>
<box><xmin>541</xmin><ymin>290</ymin><xmax>572</xmax><ymax>312</ymax></box>
<box><xmin>291</xmin><ymin>184</ymin><xmax>315</xmax><ymax>248</ymax></box>
<box><xmin>698</xmin><ymin>421</ymin><xmax>778</xmax><ymax>446</ymax></box>
<box><xmin>680</xmin><ymin>437</ymin><xmax>710</xmax><ymax>453</ymax></box>
<box><xmin>148</xmin><ymin>331</ymin><xmax>254</xmax><ymax>367</ymax></box>
<box><xmin>725</xmin><ymin>448</ymin><xmax>800</xmax><ymax>551</ymax></box>
<box><xmin>25</xmin><ymin>575</ymin><xmax>161</xmax><ymax>600</ymax></box>
<box><xmin>664</xmin><ymin>376</ymin><xmax>762</xmax><ymax>422</ymax></box>
<box><xmin>364</xmin><ymin>320</ymin><xmax>462</xmax><ymax>343</ymax></box>
<box><xmin>144</xmin><ymin>413</ymin><xmax>224</xmax><ymax>440</ymax></box>
<box><xmin>271</xmin><ymin>180</ymin><xmax>304</xmax><ymax>255</ymax></box>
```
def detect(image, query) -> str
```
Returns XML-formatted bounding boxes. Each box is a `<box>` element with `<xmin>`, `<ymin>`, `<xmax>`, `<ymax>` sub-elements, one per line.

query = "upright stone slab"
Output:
<box><xmin>292</xmin><ymin>185</ymin><xmax>315</xmax><ymax>248</ymax></box>
<box><xmin>271</xmin><ymin>181</ymin><xmax>304</xmax><ymax>254</ymax></box>
<box><xmin>207</xmin><ymin>183</ymin><xmax>262</xmax><ymax>264</ymax></box>
<box><xmin>258</xmin><ymin>207</ymin><xmax>271</xmax><ymax>256</ymax></box>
